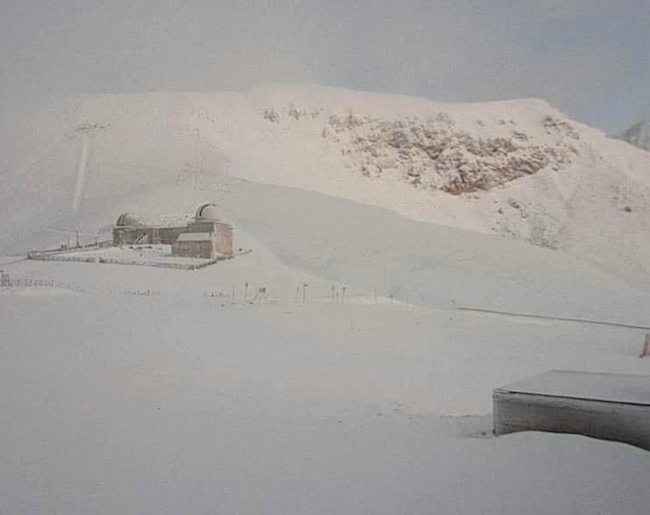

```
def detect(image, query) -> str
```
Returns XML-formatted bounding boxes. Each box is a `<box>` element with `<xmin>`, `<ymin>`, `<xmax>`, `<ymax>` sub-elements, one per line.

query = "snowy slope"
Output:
<box><xmin>1</xmin><ymin>84</ymin><xmax>649</xmax><ymax>286</ymax></box>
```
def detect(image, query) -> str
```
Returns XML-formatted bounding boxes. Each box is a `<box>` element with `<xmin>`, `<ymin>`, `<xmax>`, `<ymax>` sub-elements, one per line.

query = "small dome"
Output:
<box><xmin>116</xmin><ymin>213</ymin><xmax>141</xmax><ymax>227</ymax></box>
<box><xmin>195</xmin><ymin>203</ymin><xmax>220</xmax><ymax>221</ymax></box>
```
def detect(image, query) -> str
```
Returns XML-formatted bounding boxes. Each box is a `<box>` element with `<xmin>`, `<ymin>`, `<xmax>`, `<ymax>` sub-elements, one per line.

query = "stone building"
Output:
<box><xmin>112</xmin><ymin>213</ymin><xmax>186</xmax><ymax>246</ymax></box>
<box><xmin>112</xmin><ymin>203</ymin><xmax>234</xmax><ymax>259</ymax></box>
<box><xmin>172</xmin><ymin>204</ymin><xmax>234</xmax><ymax>259</ymax></box>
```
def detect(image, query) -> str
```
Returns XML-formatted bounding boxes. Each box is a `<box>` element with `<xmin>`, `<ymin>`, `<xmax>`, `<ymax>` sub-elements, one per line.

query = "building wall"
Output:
<box><xmin>157</xmin><ymin>227</ymin><xmax>186</xmax><ymax>244</ymax></box>
<box><xmin>214</xmin><ymin>223</ymin><xmax>233</xmax><ymax>256</ymax></box>
<box><xmin>187</xmin><ymin>221</ymin><xmax>218</xmax><ymax>233</ymax></box>
<box><xmin>186</xmin><ymin>221</ymin><xmax>234</xmax><ymax>255</ymax></box>
<box><xmin>113</xmin><ymin>227</ymin><xmax>186</xmax><ymax>245</ymax></box>
<box><xmin>113</xmin><ymin>227</ymin><xmax>148</xmax><ymax>245</ymax></box>
<box><xmin>493</xmin><ymin>390</ymin><xmax>650</xmax><ymax>451</ymax></box>
<box><xmin>113</xmin><ymin>217</ymin><xmax>234</xmax><ymax>256</ymax></box>
<box><xmin>173</xmin><ymin>240</ymin><xmax>215</xmax><ymax>259</ymax></box>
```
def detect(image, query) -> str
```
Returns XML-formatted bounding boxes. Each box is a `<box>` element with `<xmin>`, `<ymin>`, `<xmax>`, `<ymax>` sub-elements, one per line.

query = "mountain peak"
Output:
<box><xmin>617</xmin><ymin>120</ymin><xmax>650</xmax><ymax>151</ymax></box>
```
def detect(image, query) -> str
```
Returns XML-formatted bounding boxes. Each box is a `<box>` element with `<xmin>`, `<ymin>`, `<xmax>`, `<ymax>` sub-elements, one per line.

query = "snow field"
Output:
<box><xmin>1</xmin><ymin>293</ymin><xmax>649</xmax><ymax>514</ymax></box>
<box><xmin>2</xmin><ymin>84</ymin><xmax>650</xmax><ymax>514</ymax></box>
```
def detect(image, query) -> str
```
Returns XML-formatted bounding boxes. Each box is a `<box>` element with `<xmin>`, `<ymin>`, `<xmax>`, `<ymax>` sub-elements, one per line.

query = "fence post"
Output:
<box><xmin>641</xmin><ymin>335</ymin><xmax>650</xmax><ymax>358</ymax></box>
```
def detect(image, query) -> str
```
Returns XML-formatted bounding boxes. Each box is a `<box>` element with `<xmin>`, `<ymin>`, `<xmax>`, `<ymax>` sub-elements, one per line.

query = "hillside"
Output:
<box><xmin>1</xmin><ymin>84</ymin><xmax>649</xmax><ymax>286</ymax></box>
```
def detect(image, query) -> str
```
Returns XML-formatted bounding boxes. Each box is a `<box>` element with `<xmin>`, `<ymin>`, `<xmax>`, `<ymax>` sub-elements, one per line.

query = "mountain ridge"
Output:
<box><xmin>1</xmin><ymin>84</ymin><xmax>649</xmax><ymax>285</ymax></box>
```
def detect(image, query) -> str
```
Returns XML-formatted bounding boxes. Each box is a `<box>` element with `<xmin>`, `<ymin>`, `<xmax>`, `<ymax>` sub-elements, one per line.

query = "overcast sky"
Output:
<box><xmin>2</xmin><ymin>0</ymin><xmax>649</xmax><ymax>133</ymax></box>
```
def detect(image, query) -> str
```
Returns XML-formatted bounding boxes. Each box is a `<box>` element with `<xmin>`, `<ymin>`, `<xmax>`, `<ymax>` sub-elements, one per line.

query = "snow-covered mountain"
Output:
<box><xmin>3</xmin><ymin>85</ymin><xmax>650</xmax><ymax>515</ymax></box>
<box><xmin>617</xmin><ymin>119</ymin><xmax>650</xmax><ymax>151</ymax></box>
<box><xmin>1</xmin><ymin>84</ymin><xmax>649</xmax><ymax>285</ymax></box>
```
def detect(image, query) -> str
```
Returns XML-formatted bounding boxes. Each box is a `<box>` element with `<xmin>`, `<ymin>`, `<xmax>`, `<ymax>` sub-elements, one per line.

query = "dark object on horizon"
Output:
<box><xmin>616</xmin><ymin>120</ymin><xmax>650</xmax><ymax>152</ymax></box>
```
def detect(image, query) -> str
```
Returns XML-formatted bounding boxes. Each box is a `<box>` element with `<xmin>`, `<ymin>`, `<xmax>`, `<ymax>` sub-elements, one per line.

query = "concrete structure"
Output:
<box><xmin>172</xmin><ymin>233</ymin><xmax>217</xmax><ymax>259</ymax></box>
<box><xmin>175</xmin><ymin>204</ymin><xmax>234</xmax><ymax>258</ymax></box>
<box><xmin>112</xmin><ymin>213</ymin><xmax>185</xmax><ymax>246</ymax></box>
<box><xmin>112</xmin><ymin>203</ymin><xmax>234</xmax><ymax>259</ymax></box>
<box><xmin>493</xmin><ymin>370</ymin><xmax>650</xmax><ymax>450</ymax></box>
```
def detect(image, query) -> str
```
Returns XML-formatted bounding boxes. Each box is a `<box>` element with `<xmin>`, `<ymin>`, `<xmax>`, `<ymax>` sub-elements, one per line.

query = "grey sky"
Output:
<box><xmin>2</xmin><ymin>0</ymin><xmax>649</xmax><ymax>132</ymax></box>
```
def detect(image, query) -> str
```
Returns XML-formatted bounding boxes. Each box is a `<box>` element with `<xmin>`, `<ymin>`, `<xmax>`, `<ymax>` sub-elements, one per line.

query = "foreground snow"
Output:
<box><xmin>2</xmin><ymin>225</ymin><xmax>650</xmax><ymax>514</ymax></box>
<box><xmin>1</xmin><ymin>291</ymin><xmax>649</xmax><ymax>514</ymax></box>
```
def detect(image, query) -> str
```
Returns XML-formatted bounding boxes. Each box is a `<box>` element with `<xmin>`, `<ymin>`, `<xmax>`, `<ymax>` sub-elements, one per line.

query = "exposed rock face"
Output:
<box><xmin>261</xmin><ymin>106</ymin><xmax>579</xmax><ymax>195</ymax></box>
<box><xmin>617</xmin><ymin>120</ymin><xmax>650</xmax><ymax>152</ymax></box>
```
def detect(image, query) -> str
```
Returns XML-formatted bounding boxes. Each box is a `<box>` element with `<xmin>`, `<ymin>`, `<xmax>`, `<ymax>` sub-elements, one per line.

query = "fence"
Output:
<box><xmin>0</xmin><ymin>276</ymin><xmax>87</xmax><ymax>293</ymax></box>
<box><xmin>458</xmin><ymin>306</ymin><xmax>650</xmax><ymax>332</ymax></box>
<box><xmin>26</xmin><ymin>248</ymin><xmax>250</xmax><ymax>270</ymax></box>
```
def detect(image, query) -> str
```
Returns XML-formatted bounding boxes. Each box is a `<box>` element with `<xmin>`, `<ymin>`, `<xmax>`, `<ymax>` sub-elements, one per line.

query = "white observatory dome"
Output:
<box><xmin>116</xmin><ymin>213</ymin><xmax>141</xmax><ymax>227</ymax></box>
<box><xmin>195</xmin><ymin>203</ymin><xmax>220</xmax><ymax>221</ymax></box>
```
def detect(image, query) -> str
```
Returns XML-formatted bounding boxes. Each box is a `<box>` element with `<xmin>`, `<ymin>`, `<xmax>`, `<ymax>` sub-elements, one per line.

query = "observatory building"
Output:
<box><xmin>172</xmin><ymin>204</ymin><xmax>234</xmax><ymax>259</ymax></box>
<box><xmin>112</xmin><ymin>203</ymin><xmax>234</xmax><ymax>259</ymax></box>
<box><xmin>113</xmin><ymin>213</ymin><xmax>185</xmax><ymax>246</ymax></box>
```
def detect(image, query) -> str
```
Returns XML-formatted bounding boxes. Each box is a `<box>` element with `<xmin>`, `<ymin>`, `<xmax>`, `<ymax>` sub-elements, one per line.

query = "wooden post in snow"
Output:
<box><xmin>641</xmin><ymin>334</ymin><xmax>650</xmax><ymax>358</ymax></box>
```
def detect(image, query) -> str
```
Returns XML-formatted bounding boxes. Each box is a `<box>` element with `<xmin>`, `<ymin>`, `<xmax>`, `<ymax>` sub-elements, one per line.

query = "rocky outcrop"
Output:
<box><xmin>261</xmin><ymin>106</ymin><xmax>579</xmax><ymax>195</ymax></box>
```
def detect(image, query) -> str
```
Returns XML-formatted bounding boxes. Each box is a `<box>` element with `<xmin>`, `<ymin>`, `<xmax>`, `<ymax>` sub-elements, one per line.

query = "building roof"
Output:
<box><xmin>195</xmin><ymin>203</ymin><xmax>220</xmax><ymax>221</ymax></box>
<box><xmin>115</xmin><ymin>212</ymin><xmax>192</xmax><ymax>228</ymax></box>
<box><xmin>116</xmin><ymin>213</ymin><xmax>142</xmax><ymax>227</ymax></box>
<box><xmin>176</xmin><ymin>232</ymin><xmax>213</xmax><ymax>242</ymax></box>
<box><xmin>494</xmin><ymin>370</ymin><xmax>650</xmax><ymax>406</ymax></box>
